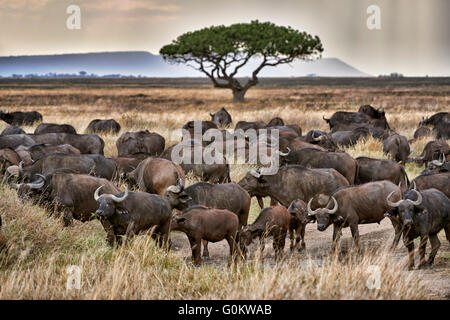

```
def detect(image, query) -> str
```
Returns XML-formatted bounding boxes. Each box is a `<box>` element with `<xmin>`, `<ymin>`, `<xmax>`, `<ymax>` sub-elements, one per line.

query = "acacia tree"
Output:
<box><xmin>159</xmin><ymin>20</ymin><xmax>323</xmax><ymax>102</ymax></box>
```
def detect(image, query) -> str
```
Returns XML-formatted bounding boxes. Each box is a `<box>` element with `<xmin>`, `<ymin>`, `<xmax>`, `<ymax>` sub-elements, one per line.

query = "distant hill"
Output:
<box><xmin>0</xmin><ymin>51</ymin><xmax>371</xmax><ymax>77</ymax></box>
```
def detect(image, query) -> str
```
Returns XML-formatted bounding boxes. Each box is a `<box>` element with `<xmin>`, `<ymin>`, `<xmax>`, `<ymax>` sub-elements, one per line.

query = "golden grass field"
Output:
<box><xmin>0</xmin><ymin>78</ymin><xmax>448</xmax><ymax>299</ymax></box>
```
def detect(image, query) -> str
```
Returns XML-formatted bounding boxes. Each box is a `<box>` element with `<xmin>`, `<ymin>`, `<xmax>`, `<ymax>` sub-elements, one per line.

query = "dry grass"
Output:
<box><xmin>0</xmin><ymin>79</ymin><xmax>448</xmax><ymax>299</ymax></box>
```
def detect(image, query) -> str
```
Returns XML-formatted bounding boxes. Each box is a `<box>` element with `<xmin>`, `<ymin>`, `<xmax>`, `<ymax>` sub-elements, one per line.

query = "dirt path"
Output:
<box><xmin>171</xmin><ymin>219</ymin><xmax>450</xmax><ymax>299</ymax></box>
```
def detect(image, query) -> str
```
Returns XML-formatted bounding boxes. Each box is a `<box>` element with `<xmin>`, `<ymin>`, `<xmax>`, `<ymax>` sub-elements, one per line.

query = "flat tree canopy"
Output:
<box><xmin>160</xmin><ymin>20</ymin><xmax>323</xmax><ymax>102</ymax></box>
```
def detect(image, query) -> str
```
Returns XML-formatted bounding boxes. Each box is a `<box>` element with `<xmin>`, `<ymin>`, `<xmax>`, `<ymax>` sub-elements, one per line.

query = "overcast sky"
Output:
<box><xmin>0</xmin><ymin>0</ymin><xmax>449</xmax><ymax>76</ymax></box>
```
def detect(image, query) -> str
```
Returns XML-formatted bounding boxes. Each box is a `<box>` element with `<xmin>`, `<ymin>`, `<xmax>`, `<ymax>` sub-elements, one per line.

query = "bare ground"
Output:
<box><xmin>171</xmin><ymin>219</ymin><xmax>450</xmax><ymax>299</ymax></box>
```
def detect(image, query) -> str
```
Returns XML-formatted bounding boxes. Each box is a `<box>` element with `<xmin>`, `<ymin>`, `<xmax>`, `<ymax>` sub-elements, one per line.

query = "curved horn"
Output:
<box><xmin>7</xmin><ymin>174</ymin><xmax>21</xmax><ymax>190</ymax></box>
<box><xmin>27</xmin><ymin>176</ymin><xmax>45</xmax><ymax>190</ymax></box>
<box><xmin>386</xmin><ymin>190</ymin><xmax>402</xmax><ymax>208</ymax></box>
<box><xmin>278</xmin><ymin>147</ymin><xmax>290</xmax><ymax>157</ymax></box>
<box><xmin>19</xmin><ymin>161</ymin><xmax>23</xmax><ymax>169</ymax></box>
<box><xmin>209</xmin><ymin>112</ymin><xmax>214</xmax><ymax>117</ymax></box>
<box><xmin>178</xmin><ymin>178</ymin><xmax>184</xmax><ymax>190</ymax></box>
<box><xmin>167</xmin><ymin>184</ymin><xmax>181</xmax><ymax>194</ymax></box>
<box><xmin>325</xmin><ymin>196</ymin><xmax>338</xmax><ymax>214</ymax></box>
<box><xmin>431</xmin><ymin>153</ymin><xmax>445</xmax><ymax>167</ymax></box>
<box><xmin>94</xmin><ymin>185</ymin><xmax>104</xmax><ymax>201</ymax></box>
<box><xmin>322</xmin><ymin>115</ymin><xmax>330</xmax><ymax>121</ymax></box>
<box><xmin>110</xmin><ymin>188</ymin><xmax>128</xmax><ymax>203</ymax></box>
<box><xmin>249</xmin><ymin>169</ymin><xmax>261</xmax><ymax>178</ymax></box>
<box><xmin>407</xmin><ymin>189</ymin><xmax>422</xmax><ymax>206</ymax></box>
<box><xmin>307</xmin><ymin>198</ymin><xmax>319</xmax><ymax>216</ymax></box>
<box><xmin>312</xmin><ymin>131</ymin><xmax>321</xmax><ymax>141</ymax></box>
<box><xmin>412</xmin><ymin>181</ymin><xmax>417</xmax><ymax>191</ymax></box>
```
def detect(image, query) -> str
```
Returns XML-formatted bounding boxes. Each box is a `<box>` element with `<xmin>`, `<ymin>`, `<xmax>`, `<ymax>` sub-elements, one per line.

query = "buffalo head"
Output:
<box><xmin>8</xmin><ymin>173</ymin><xmax>46</xmax><ymax>202</ymax></box>
<box><xmin>164</xmin><ymin>178</ymin><xmax>192</xmax><ymax>210</ymax></box>
<box><xmin>94</xmin><ymin>186</ymin><xmax>129</xmax><ymax>218</ymax></box>
<box><xmin>386</xmin><ymin>184</ymin><xmax>423</xmax><ymax>227</ymax></box>
<box><xmin>287</xmin><ymin>199</ymin><xmax>314</xmax><ymax>225</ymax></box>
<box><xmin>306</xmin><ymin>196</ymin><xmax>343</xmax><ymax>231</ymax></box>
<box><xmin>237</xmin><ymin>169</ymin><xmax>270</xmax><ymax>198</ymax></box>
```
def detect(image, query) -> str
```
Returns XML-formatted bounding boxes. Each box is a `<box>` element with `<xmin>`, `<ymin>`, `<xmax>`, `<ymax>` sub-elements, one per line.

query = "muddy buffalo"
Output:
<box><xmin>34</xmin><ymin>123</ymin><xmax>77</xmax><ymax>135</ymax></box>
<box><xmin>238</xmin><ymin>165</ymin><xmax>349</xmax><ymax>208</ymax></box>
<box><xmin>87</xmin><ymin>119</ymin><xmax>121</xmax><ymax>134</ymax></box>
<box><xmin>116</xmin><ymin>130</ymin><xmax>165</xmax><ymax>157</ymax></box>
<box><xmin>386</xmin><ymin>187</ymin><xmax>450</xmax><ymax>269</ymax></box>
<box><xmin>239</xmin><ymin>206</ymin><xmax>290</xmax><ymax>259</ymax></box>
<box><xmin>94</xmin><ymin>186</ymin><xmax>172</xmax><ymax>246</ymax></box>
<box><xmin>0</xmin><ymin>110</ymin><xmax>42</xmax><ymax>126</ymax></box>
<box><xmin>123</xmin><ymin>157</ymin><xmax>185</xmax><ymax>196</ymax></box>
<box><xmin>355</xmin><ymin>157</ymin><xmax>409</xmax><ymax>192</ymax></box>
<box><xmin>307</xmin><ymin>180</ymin><xmax>403</xmax><ymax>251</ymax></box>
<box><xmin>281</xmin><ymin>148</ymin><xmax>357</xmax><ymax>184</ymax></box>
<box><xmin>209</xmin><ymin>107</ymin><xmax>232</xmax><ymax>127</ymax></box>
<box><xmin>9</xmin><ymin>170</ymin><xmax>119</xmax><ymax>226</ymax></box>
<box><xmin>171</xmin><ymin>206</ymin><xmax>239</xmax><ymax>265</ymax></box>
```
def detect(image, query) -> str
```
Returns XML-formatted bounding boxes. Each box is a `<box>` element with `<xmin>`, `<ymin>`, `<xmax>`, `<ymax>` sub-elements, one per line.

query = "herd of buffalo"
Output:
<box><xmin>0</xmin><ymin>106</ymin><xmax>449</xmax><ymax>269</ymax></box>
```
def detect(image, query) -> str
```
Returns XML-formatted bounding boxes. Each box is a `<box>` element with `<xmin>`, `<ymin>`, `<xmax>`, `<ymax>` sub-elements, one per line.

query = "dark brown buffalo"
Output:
<box><xmin>305</xmin><ymin>130</ymin><xmax>339</xmax><ymax>152</ymax></box>
<box><xmin>419</xmin><ymin>112</ymin><xmax>449</xmax><ymax>127</ymax></box>
<box><xmin>15</xmin><ymin>143</ymin><xmax>81</xmax><ymax>162</ymax></box>
<box><xmin>31</xmin><ymin>133</ymin><xmax>105</xmax><ymax>155</ymax></box>
<box><xmin>323</xmin><ymin>110</ymin><xmax>390</xmax><ymax>133</ymax></box>
<box><xmin>94</xmin><ymin>187</ymin><xmax>172</xmax><ymax>246</ymax></box>
<box><xmin>433</xmin><ymin>122</ymin><xmax>450</xmax><ymax>140</ymax></box>
<box><xmin>161</xmin><ymin>140</ymin><xmax>231</xmax><ymax>183</ymax></box>
<box><xmin>410</xmin><ymin>127</ymin><xmax>431</xmax><ymax>142</ymax></box>
<box><xmin>358</xmin><ymin>105</ymin><xmax>385</xmax><ymax>119</ymax></box>
<box><xmin>7</xmin><ymin>154</ymin><xmax>116</xmax><ymax>180</ymax></box>
<box><xmin>307</xmin><ymin>180</ymin><xmax>402</xmax><ymax>250</ymax></box>
<box><xmin>0</xmin><ymin>148</ymin><xmax>22</xmax><ymax>172</ymax></box>
<box><xmin>355</xmin><ymin>157</ymin><xmax>409</xmax><ymax>192</ymax></box>
<box><xmin>419</xmin><ymin>154</ymin><xmax>450</xmax><ymax>175</ymax></box>
<box><xmin>1</xmin><ymin>126</ymin><xmax>25</xmax><ymax>136</ymax></box>
<box><xmin>34</xmin><ymin>123</ymin><xmax>77</xmax><ymax>135</ymax></box>
<box><xmin>9</xmin><ymin>170</ymin><xmax>119</xmax><ymax>226</ymax></box>
<box><xmin>331</xmin><ymin>126</ymin><xmax>388</xmax><ymax>147</ymax></box>
<box><xmin>412</xmin><ymin>140</ymin><xmax>450</xmax><ymax>166</ymax></box>
<box><xmin>0</xmin><ymin>110</ymin><xmax>42</xmax><ymax>126</ymax></box>
<box><xmin>116</xmin><ymin>130</ymin><xmax>165</xmax><ymax>157</ymax></box>
<box><xmin>234</xmin><ymin>120</ymin><xmax>266</xmax><ymax>131</ymax></box>
<box><xmin>383</xmin><ymin>134</ymin><xmax>411</xmax><ymax>164</ymax></box>
<box><xmin>408</xmin><ymin>172</ymin><xmax>450</xmax><ymax>198</ymax></box>
<box><xmin>238</xmin><ymin>165</ymin><xmax>349</xmax><ymax>208</ymax></box>
<box><xmin>171</xmin><ymin>205</ymin><xmax>239</xmax><ymax>265</ymax></box>
<box><xmin>124</xmin><ymin>157</ymin><xmax>185</xmax><ymax>196</ymax></box>
<box><xmin>182</xmin><ymin>120</ymin><xmax>218</xmax><ymax>140</ymax></box>
<box><xmin>209</xmin><ymin>107</ymin><xmax>232</xmax><ymax>127</ymax></box>
<box><xmin>239</xmin><ymin>206</ymin><xmax>290</xmax><ymax>258</ymax></box>
<box><xmin>281</xmin><ymin>148</ymin><xmax>357</xmax><ymax>184</ymax></box>
<box><xmin>110</xmin><ymin>157</ymin><xmax>143</xmax><ymax>176</ymax></box>
<box><xmin>267</xmin><ymin>117</ymin><xmax>284</xmax><ymax>127</ymax></box>
<box><xmin>287</xmin><ymin>199</ymin><xmax>315</xmax><ymax>252</ymax></box>
<box><xmin>386</xmin><ymin>187</ymin><xmax>450</xmax><ymax>269</ymax></box>
<box><xmin>87</xmin><ymin>119</ymin><xmax>121</xmax><ymax>134</ymax></box>
<box><xmin>0</xmin><ymin>134</ymin><xmax>35</xmax><ymax>150</ymax></box>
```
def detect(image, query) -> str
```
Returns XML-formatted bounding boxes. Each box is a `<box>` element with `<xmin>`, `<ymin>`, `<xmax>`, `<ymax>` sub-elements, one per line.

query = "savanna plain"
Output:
<box><xmin>0</xmin><ymin>77</ymin><xmax>449</xmax><ymax>299</ymax></box>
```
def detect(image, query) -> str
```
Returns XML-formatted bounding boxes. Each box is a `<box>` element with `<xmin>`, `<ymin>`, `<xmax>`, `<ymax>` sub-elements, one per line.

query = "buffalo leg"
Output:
<box><xmin>426</xmin><ymin>234</ymin><xmax>441</xmax><ymax>267</ymax></box>
<box><xmin>387</xmin><ymin>214</ymin><xmax>402</xmax><ymax>251</ymax></box>
<box><xmin>417</xmin><ymin>235</ymin><xmax>429</xmax><ymax>269</ymax></box>
<box><xmin>225</xmin><ymin>234</ymin><xmax>238</xmax><ymax>264</ymax></box>
<box><xmin>202</xmin><ymin>240</ymin><xmax>210</xmax><ymax>259</ymax></box>
<box><xmin>331</xmin><ymin>224</ymin><xmax>342</xmax><ymax>252</ymax></box>
<box><xmin>349</xmin><ymin>223</ymin><xmax>360</xmax><ymax>251</ymax></box>
<box><xmin>289</xmin><ymin>226</ymin><xmax>295</xmax><ymax>252</ymax></box>
<box><xmin>298</xmin><ymin>224</ymin><xmax>306</xmax><ymax>252</ymax></box>
<box><xmin>256</xmin><ymin>196</ymin><xmax>264</xmax><ymax>209</ymax></box>
<box><xmin>62</xmin><ymin>208</ymin><xmax>74</xmax><ymax>227</ymax></box>
<box><xmin>404</xmin><ymin>237</ymin><xmax>415</xmax><ymax>270</ymax></box>
<box><xmin>100</xmin><ymin>219</ymin><xmax>117</xmax><ymax>246</ymax></box>
<box><xmin>270</xmin><ymin>197</ymin><xmax>278</xmax><ymax>206</ymax></box>
<box><xmin>258</xmin><ymin>237</ymin><xmax>265</xmax><ymax>254</ymax></box>
<box><xmin>189</xmin><ymin>237</ymin><xmax>202</xmax><ymax>266</ymax></box>
<box><xmin>445</xmin><ymin>223</ymin><xmax>450</xmax><ymax>243</ymax></box>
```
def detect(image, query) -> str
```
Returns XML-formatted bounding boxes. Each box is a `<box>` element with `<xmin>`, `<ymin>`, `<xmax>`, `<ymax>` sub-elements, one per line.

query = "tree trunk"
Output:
<box><xmin>232</xmin><ymin>87</ymin><xmax>247</xmax><ymax>102</ymax></box>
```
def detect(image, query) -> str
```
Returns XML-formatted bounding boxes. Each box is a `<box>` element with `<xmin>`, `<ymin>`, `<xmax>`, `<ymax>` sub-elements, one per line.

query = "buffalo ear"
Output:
<box><xmin>332</xmin><ymin>215</ymin><xmax>344</xmax><ymax>223</ymax></box>
<box><xmin>305</xmin><ymin>215</ymin><xmax>316</xmax><ymax>223</ymax></box>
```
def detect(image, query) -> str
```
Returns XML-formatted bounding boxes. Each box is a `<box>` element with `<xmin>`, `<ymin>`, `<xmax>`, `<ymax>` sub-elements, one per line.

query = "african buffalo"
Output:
<box><xmin>123</xmin><ymin>157</ymin><xmax>185</xmax><ymax>197</ymax></box>
<box><xmin>287</xmin><ymin>199</ymin><xmax>315</xmax><ymax>252</ymax></box>
<box><xmin>355</xmin><ymin>157</ymin><xmax>409</xmax><ymax>192</ymax></box>
<box><xmin>419</xmin><ymin>112</ymin><xmax>450</xmax><ymax>140</ymax></box>
<box><xmin>161</xmin><ymin>140</ymin><xmax>231</xmax><ymax>183</ymax></box>
<box><xmin>307</xmin><ymin>180</ymin><xmax>402</xmax><ymax>250</ymax></box>
<box><xmin>0</xmin><ymin>148</ymin><xmax>22</xmax><ymax>172</ymax></box>
<box><xmin>383</xmin><ymin>134</ymin><xmax>411</xmax><ymax>164</ymax></box>
<box><xmin>281</xmin><ymin>148</ymin><xmax>357</xmax><ymax>184</ymax></box>
<box><xmin>358</xmin><ymin>105</ymin><xmax>385</xmax><ymax>119</ymax></box>
<box><xmin>31</xmin><ymin>133</ymin><xmax>105</xmax><ymax>155</ymax></box>
<box><xmin>386</xmin><ymin>187</ymin><xmax>450</xmax><ymax>269</ymax></box>
<box><xmin>239</xmin><ymin>206</ymin><xmax>290</xmax><ymax>259</ymax></box>
<box><xmin>116</xmin><ymin>130</ymin><xmax>165</xmax><ymax>157</ymax></box>
<box><xmin>110</xmin><ymin>157</ymin><xmax>143</xmax><ymax>176</ymax></box>
<box><xmin>267</xmin><ymin>117</ymin><xmax>284</xmax><ymax>127</ymax></box>
<box><xmin>331</xmin><ymin>126</ymin><xmax>388</xmax><ymax>147</ymax></box>
<box><xmin>305</xmin><ymin>130</ymin><xmax>339</xmax><ymax>152</ymax></box>
<box><xmin>323</xmin><ymin>109</ymin><xmax>390</xmax><ymax>133</ymax></box>
<box><xmin>209</xmin><ymin>107</ymin><xmax>232</xmax><ymax>127</ymax></box>
<box><xmin>419</xmin><ymin>154</ymin><xmax>450</xmax><ymax>175</ymax></box>
<box><xmin>34</xmin><ymin>123</ymin><xmax>77</xmax><ymax>135</ymax></box>
<box><xmin>15</xmin><ymin>143</ymin><xmax>81</xmax><ymax>162</ymax></box>
<box><xmin>182</xmin><ymin>120</ymin><xmax>218</xmax><ymax>140</ymax></box>
<box><xmin>408</xmin><ymin>172</ymin><xmax>450</xmax><ymax>198</ymax></box>
<box><xmin>87</xmin><ymin>119</ymin><xmax>121</xmax><ymax>134</ymax></box>
<box><xmin>9</xmin><ymin>170</ymin><xmax>119</xmax><ymax>226</ymax></box>
<box><xmin>94</xmin><ymin>186</ymin><xmax>172</xmax><ymax>246</ymax></box>
<box><xmin>412</xmin><ymin>140</ymin><xmax>450</xmax><ymax>166</ymax></box>
<box><xmin>234</xmin><ymin>121</ymin><xmax>266</xmax><ymax>131</ymax></box>
<box><xmin>7</xmin><ymin>154</ymin><xmax>116</xmax><ymax>180</ymax></box>
<box><xmin>238</xmin><ymin>165</ymin><xmax>349</xmax><ymax>208</ymax></box>
<box><xmin>1</xmin><ymin>126</ymin><xmax>25</xmax><ymax>136</ymax></box>
<box><xmin>0</xmin><ymin>110</ymin><xmax>42</xmax><ymax>126</ymax></box>
<box><xmin>0</xmin><ymin>134</ymin><xmax>35</xmax><ymax>150</ymax></box>
<box><xmin>171</xmin><ymin>206</ymin><xmax>239</xmax><ymax>265</ymax></box>
<box><xmin>410</xmin><ymin>127</ymin><xmax>431</xmax><ymax>142</ymax></box>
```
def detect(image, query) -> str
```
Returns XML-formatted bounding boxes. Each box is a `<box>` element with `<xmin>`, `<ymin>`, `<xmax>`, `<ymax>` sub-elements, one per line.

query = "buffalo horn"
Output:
<box><xmin>386</xmin><ymin>190</ymin><xmax>402</xmax><ymax>208</ymax></box>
